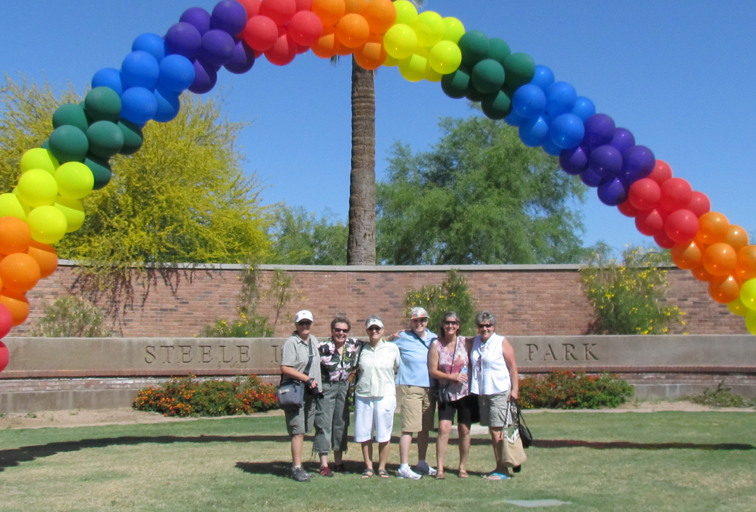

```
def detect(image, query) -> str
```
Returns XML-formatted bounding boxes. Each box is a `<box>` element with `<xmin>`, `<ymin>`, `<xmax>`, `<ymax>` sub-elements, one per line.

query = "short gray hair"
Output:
<box><xmin>475</xmin><ymin>311</ymin><xmax>496</xmax><ymax>327</ymax></box>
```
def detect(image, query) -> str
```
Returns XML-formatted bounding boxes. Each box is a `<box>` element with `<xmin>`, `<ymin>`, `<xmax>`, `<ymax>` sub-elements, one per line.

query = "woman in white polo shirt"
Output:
<box><xmin>354</xmin><ymin>315</ymin><xmax>401</xmax><ymax>479</ymax></box>
<box><xmin>469</xmin><ymin>311</ymin><xmax>520</xmax><ymax>481</ymax></box>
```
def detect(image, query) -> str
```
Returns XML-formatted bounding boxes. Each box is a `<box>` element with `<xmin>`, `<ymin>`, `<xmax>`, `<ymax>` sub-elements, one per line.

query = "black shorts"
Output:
<box><xmin>438</xmin><ymin>394</ymin><xmax>479</xmax><ymax>426</ymax></box>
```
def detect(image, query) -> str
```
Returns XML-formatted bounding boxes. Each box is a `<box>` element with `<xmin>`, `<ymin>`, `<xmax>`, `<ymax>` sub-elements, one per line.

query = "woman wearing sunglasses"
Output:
<box><xmin>353</xmin><ymin>315</ymin><xmax>401</xmax><ymax>479</ymax></box>
<box><xmin>314</xmin><ymin>315</ymin><xmax>363</xmax><ymax>476</ymax></box>
<box><xmin>469</xmin><ymin>311</ymin><xmax>520</xmax><ymax>481</ymax></box>
<box><xmin>428</xmin><ymin>311</ymin><xmax>476</xmax><ymax>479</ymax></box>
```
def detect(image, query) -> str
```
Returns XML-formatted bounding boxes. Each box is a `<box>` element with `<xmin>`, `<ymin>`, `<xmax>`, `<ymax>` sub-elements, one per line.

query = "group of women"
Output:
<box><xmin>278</xmin><ymin>307</ymin><xmax>520</xmax><ymax>482</ymax></box>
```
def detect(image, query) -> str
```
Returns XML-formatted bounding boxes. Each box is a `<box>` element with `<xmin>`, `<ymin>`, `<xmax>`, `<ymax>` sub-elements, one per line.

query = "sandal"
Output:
<box><xmin>485</xmin><ymin>472</ymin><xmax>509</xmax><ymax>481</ymax></box>
<box><xmin>458</xmin><ymin>469</ymin><xmax>469</xmax><ymax>479</ymax></box>
<box><xmin>377</xmin><ymin>469</ymin><xmax>389</xmax><ymax>478</ymax></box>
<box><xmin>361</xmin><ymin>468</ymin><xmax>374</xmax><ymax>479</ymax></box>
<box><xmin>436</xmin><ymin>472</ymin><xmax>445</xmax><ymax>480</ymax></box>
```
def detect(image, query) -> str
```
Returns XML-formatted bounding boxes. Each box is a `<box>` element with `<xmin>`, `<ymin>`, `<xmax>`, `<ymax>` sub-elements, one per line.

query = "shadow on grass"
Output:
<box><xmin>1</xmin><ymin>434</ymin><xmax>753</xmax><ymax>474</ymax></box>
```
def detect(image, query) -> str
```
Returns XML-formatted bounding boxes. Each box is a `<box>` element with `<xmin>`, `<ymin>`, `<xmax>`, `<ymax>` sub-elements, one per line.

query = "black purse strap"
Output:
<box><xmin>280</xmin><ymin>337</ymin><xmax>315</xmax><ymax>385</ymax></box>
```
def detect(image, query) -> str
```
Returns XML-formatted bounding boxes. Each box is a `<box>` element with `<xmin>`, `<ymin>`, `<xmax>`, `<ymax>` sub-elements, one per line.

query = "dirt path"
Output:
<box><xmin>0</xmin><ymin>401</ymin><xmax>751</xmax><ymax>430</ymax></box>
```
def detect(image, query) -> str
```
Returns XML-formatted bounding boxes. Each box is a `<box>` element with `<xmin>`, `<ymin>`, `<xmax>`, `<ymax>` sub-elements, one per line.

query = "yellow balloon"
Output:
<box><xmin>727</xmin><ymin>297</ymin><xmax>749</xmax><ymax>317</ymax></box>
<box><xmin>443</xmin><ymin>17</ymin><xmax>465</xmax><ymax>44</ymax></box>
<box><xmin>383</xmin><ymin>24</ymin><xmax>417</xmax><ymax>60</ymax></box>
<box><xmin>424</xmin><ymin>63</ymin><xmax>442</xmax><ymax>82</ymax></box>
<box><xmin>27</xmin><ymin>205</ymin><xmax>68</xmax><ymax>244</ymax></box>
<box><xmin>393</xmin><ymin>0</ymin><xmax>417</xmax><ymax>25</ymax></box>
<box><xmin>413</xmin><ymin>11</ymin><xmax>445</xmax><ymax>48</ymax></box>
<box><xmin>55</xmin><ymin>161</ymin><xmax>94</xmax><ymax>200</ymax></box>
<box><xmin>0</xmin><ymin>193</ymin><xmax>28</xmax><ymax>220</ymax></box>
<box><xmin>21</xmin><ymin>148</ymin><xmax>59</xmax><ymax>175</ymax></box>
<box><xmin>383</xmin><ymin>54</ymin><xmax>399</xmax><ymax>67</ymax></box>
<box><xmin>429</xmin><ymin>40</ymin><xmax>462</xmax><ymax>74</ymax></box>
<box><xmin>399</xmin><ymin>53</ymin><xmax>427</xmax><ymax>82</ymax></box>
<box><xmin>746</xmin><ymin>310</ymin><xmax>756</xmax><ymax>335</ymax></box>
<box><xmin>17</xmin><ymin>168</ymin><xmax>58</xmax><ymax>208</ymax></box>
<box><xmin>740</xmin><ymin>278</ymin><xmax>756</xmax><ymax>310</ymax></box>
<box><xmin>54</xmin><ymin>196</ymin><xmax>86</xmax><ymax>233</ymax></box>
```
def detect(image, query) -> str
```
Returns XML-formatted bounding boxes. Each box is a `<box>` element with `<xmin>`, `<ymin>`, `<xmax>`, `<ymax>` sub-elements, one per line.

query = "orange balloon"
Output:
<box><xmin>362</xmin><ymin>0</ymin><xmax>396</xmax><ymax>34</ymax></box>
<box><xmin>336</xmin><ymin>13</ymin><xmax>370</xmax><ymax>48</ymax></box>
<box><xmin>695</xmin><ymin>211</ymin><xmax>729</xmax><ymax>246</ymax></box>
<box><xmin>344</xmin><ymin>0</ymin><xmax>366</xmax><ymax>14</ymax></box>
<box><xmin>735</xmin><ymin>245</ymin><xmax>756</xmax><ymax>281</ymax></box>
<box><xmin>354</xmin><ymin>32</ymin><xmax>387</xmax><ymax>70</ymax></box>
<box><xmin>0</xmin><ymin>216</ymin><xmax>32</xmax><ymax>255</ymax></box>
<box><xmin>670</xmin><ymin>241</ymin><xmax>702</xmax><ymax>270</ymax></box>
<box><xmin>27</xmin><ymin>239</ymin><xmax>58</xmax><ymax>278</ymax></box>
<box><xmin>312</xmin><ymin>0</ymin><xmax>346</xmax><ymax>26</ymax></box>
<box><xmin>708</xmin><ymin>274</ymin><xmax>740</xmax><ymax>304</ymax></box>
<box><xmin>724</xmin><ymin>224</ymin><xmax>749</xmax><ymax>252</ymax></box>
<box><xmin>0</xmin><ymin>252</ymin><xmax>41</xmax><ymax>293</ymax></box>
<box><xmin>691</xmin><ymin>264</ymin><xmax>713</xmax><ymax>282</ymax></box>
<box><xmin>310</xmin><ymin>25</ymin><xmax>343</xmax><ymax>58</ymax></box>
<box><xmin>702</xmin><ymin>243</ymin><xmax>737</xmax><ymax>277</ymax></box>
<box><xmin>0</xmin><ymin>290</ymin><xmax>29</xmax><ymax>327</ymax></box>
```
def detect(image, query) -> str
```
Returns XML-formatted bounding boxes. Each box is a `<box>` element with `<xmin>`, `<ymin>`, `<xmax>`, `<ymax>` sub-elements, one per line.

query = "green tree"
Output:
<box><xmin>405</xmin><ymin>269</ymin><xmax>478</xmax><ymax>335</ymax></box>
<box><xmin>267</xmin><ymin>204</ymin><xmax>347</xmax><ymax>265</ymax></box>
<box><xmin>377</xmin><ymin>115</ymin><xmax>588</xmax><ymax>264</ymax></box>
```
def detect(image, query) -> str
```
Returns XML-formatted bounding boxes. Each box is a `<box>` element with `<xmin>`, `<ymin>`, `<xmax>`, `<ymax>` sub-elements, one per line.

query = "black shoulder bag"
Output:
<box><xmin>276</xmin><ymin>338</ymin><xmax>314</xmax><ymax>409</ymax></box>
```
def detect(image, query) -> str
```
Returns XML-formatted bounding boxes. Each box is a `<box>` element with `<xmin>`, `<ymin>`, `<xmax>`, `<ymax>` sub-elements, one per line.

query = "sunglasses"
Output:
<box><xmin>297</xmin><ymin>321</ymin><xmax>312</xmax><ymax>326</ymax></box>
<box><xmin>367</xmin><ymin>326</ymin><xmax>382</xmax><ymax>332</ymax></box>
<box><xmin>477</xmin><ymin>323</ymin><xmax>494</xmax><ymax>329</ymax></box>
<box><xmin>333</xmin><ymin>328</ymin><xmax>349</xmax><ymax>333</ymax></box>
<box><xmin>412</xmin><ymin>318</ymin><xmax>428</xmax><ymax>322</ymax></box>
<box><xmin>443</xmin><ymin>321</ymin><xmax>460</xmax><ymax>325</ymax></box>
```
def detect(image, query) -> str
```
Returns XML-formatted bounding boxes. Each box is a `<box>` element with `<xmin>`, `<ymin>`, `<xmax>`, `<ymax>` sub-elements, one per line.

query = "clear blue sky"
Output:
<box><xmin>2</xmin><ymin>1</ymin><xmax>755</xmax><ymax>256</ymax></box>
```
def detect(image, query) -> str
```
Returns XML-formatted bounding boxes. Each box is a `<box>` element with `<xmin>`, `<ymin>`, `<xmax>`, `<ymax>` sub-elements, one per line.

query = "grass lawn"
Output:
<box><xmin>0</xmin><ymin>411</ymin><xmax>754</xmax><ymax>511</ymax></box>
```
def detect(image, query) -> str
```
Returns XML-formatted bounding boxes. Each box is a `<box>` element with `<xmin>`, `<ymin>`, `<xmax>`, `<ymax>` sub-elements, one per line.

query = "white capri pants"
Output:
<box><xmin>354</xmin><ymin>395</ymin><xmax>397</xmax><ymax>443</ymax></box>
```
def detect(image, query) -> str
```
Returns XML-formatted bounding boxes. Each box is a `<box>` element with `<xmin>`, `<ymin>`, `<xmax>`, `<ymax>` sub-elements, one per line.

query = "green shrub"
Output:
<box><xmin>28</xmin><ymin>296</ymin><xmax>110</xmax><ymax>337</ymax></box>
<box><xmin>133</xmin><ymin>375</ymin><xmax>278</xmax><ymax>417</ymax></box>
<box><xmin>405</xmin><ymin>269</ymin><xmax>477</xmax><ymax>334</ymax></box>
<box><xmin>689</xmin><ymin>381</ymin><xmax>754</xmax><ymax>408</ymax></box>
<box><xmin>198</xmin><ymin>312</ymin><xmax>273</xmax><ymax>338</ymax></box>
<box><xmin>519</xmin><ymin>371</ymin><xmax>634</xmax><ymax>409</ymax></box>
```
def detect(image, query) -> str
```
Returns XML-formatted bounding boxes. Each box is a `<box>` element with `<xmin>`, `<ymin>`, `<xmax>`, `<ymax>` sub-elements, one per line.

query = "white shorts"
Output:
<box><xmin>354</xmin><ymin>395</ymin><xmax>397</xmax><ymax>443</ymax></box>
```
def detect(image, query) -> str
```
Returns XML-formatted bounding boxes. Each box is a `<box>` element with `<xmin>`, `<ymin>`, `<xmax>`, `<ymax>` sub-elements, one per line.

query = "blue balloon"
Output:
<box><xmin>120</xmin><ymin>87</ymin><xmax>158</xmax><ymax>125</ymax></box>
<box><xmin>132</xmin><ymin>33</ymin><xmax>166</xmax><ymax>62</ymax></box>
<box><xmin>159</xmin><ymin>54</ymin><xmax>196</xmax><ymax>93</ymax></box>
<box><xmin>504</xmin><ymin>110</ymin><xmax>526</xmax><ymax>127</ymax></box>
<box><xmin>549</xmin><ymin>113</ymin><xmax>585</xmax><ymax>149</ymax></box>
<box><xmin>598</xmin><ymin>177</ymin><xmax>628</xmax><ymax>206</ymax></box>
<box><xmin>571</xmin><ymin>96</ymin><xmax>596</xmax><ymax>122</ymax></box>
<box><xmin>92</xmin><ymin>68</ymin><xmax>124</xmax><ymax>96</ymax></box>
<box><xmin>530</xmin><ymin>65</ymin><xmax>555</xmax><ymax>91</ymax></box>
<box><xmin>121</xmin><ymin>51</ymin><xmax>160</xmax><ymax>90</ymax></box>
<box><xmin>224</xmin><ymin>40</ymin><xmax>256</xmax><ymax>74</ymax></box>
<box><xmin>545</xmin><ymin>81</ymin><xmax>577</xmax><ymax>118</ymax></box>
<box><xmin>542</xmin><ymin>138</ymin><xmax>562</xmax><ymax>156</ymax></box>
<box><xmin>153</xmin><ymin>88</ymin><xmax>181</xmax><ymax>123</ymax></box>
<box><xmin>518</xmin><ymin>116</ymin><xmax>550</xmax><ymax>147</ymax></box>
<box><xmin>512</xmin><ymin>84</ymin><xmax>546</xmax><ymax>119</ymax></box>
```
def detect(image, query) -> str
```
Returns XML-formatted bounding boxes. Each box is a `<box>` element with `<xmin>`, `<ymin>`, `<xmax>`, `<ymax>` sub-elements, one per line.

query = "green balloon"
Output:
<box><xmin>441</xmin><ymin>66</ymin><xmax>470</xmax><ymax>99</ymax></box>
<box><xmin>472</xmin><ymin>59</ymin><xmax>505</xmax><ymax>95</ymax></box>
<box><xmin>466</xmin><ymin>86</ymin><xmax>487</xmax><ymax>103</ymax></box>
<box><xmin>53</xmin><ymin>103</ymin><xmax>90</xmax><ymax>132</ymax></box>
<box><xmin>482</xmin><ymin>90</ymin><xmax>513</xmax><ymax>120</ymax></box>
<box><xmin>504</xmin><ymin>52</ymin><xmax>536</xmax><ymax>89</ymax></box>
<box><xmin>118</xmin><ymin>119</ymin><xmax>144</xmax><ymax>155</ymax></box>
<box><xmin>49</xmin><ymin>125</ymin><xmax>89</xmax><ymax>163</ymax></box>
<box><xmin>488</xmin><ymin>38</ymin><xmax>511</xmax><ymax>67</ymax></box>
<box><xmin>87</xmin><ymin>120</ymin><xmax>124</xmax><ymax>159</ymax></box>
<box><xmin>84</xmin><ymin>86</ymin><xmax>122</xmax><ymax>122</ymax></box>
<box><xmin>458</xmin><ymin>30</ymin><xmax>489</xmax><ymax>68</ymax></box>
<box><xmin>84</xmin><ymin>154</ymin><xmax>113</xmax><ymax>190</ymax></box>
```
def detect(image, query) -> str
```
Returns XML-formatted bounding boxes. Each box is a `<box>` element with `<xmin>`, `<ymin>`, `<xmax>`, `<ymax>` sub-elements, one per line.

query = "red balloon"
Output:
<box><xmin>648</xmin><ymin>159</ymin><xmax>672</xmax><ymax>184</ymax></box>
<box><xmin>654</xmin><ymin>231</ymin><xmax>675</xmax><ymax>249</ymax></box>
<box><xmin>242</xmin><ymin>15</ymin><xmax>279</xmax><ymax>51</ymax></box>
<box><xmin>265</xmin><ymin>31</ymin><xmax>297</xmax><ymax>65</ymax></box>
<box><xmin>0</xmin><ymin>303</ymin><xmax>12</xmax><ymax>338</ymax></box>
<box><xmin>288</xmin><ymin>10</ymin><xmax>323</xmax><ymax>46</ymax></box>
<box><xmin>635</xmin><ymin>208</ymin><xmax>667</xmax><ymax>236</ymax></box>
<box><xmin>260</xmin><ymin>0</ymin><xmax>297</xmax><ymax>25</ymax></box>
<box><xmin>628</xmin><ymin>178</ymin><xmax>661</xmax><ymax>211</ymax></box>
<box><xmin>665</xmin><ymin>209</ymin><xmax>699</xmax><ymax>244</ymax></box>
<box><xmin>295</xmin><ymin>0</ymin><xmax>313</xmax><ymax>10</ymax></box>
<box><xmin>687</xmin><ymin>191</ymin><xmax>711</xmax><ymax>218</ymax></box>
<box><xmin>0</xmin><ymin>341</ymin><xmax>8</xmax><ymax>373</ymax></box>
<box><xmin>617</xmin><ymin>199</ymin><xmax>639</xmax><ymax>217</ymax></box>
<box><xmin>659</xmin><ymin>177</ymin><xmax>692</xmax><ymax>212</ymax></box>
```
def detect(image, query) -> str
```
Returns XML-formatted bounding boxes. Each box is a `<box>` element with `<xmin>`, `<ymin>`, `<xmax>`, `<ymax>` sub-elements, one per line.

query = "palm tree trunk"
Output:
<box><xmin>347</xmin><ymin>58</ymin><xmax>377</xmax><ymax>265</ymax></box>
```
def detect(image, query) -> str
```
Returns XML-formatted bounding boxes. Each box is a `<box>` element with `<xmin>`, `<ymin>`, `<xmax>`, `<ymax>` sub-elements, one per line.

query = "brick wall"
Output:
<box><xmin>18</xmin><ymin>262</ymin><xmax>747</xmax><ymax>338</ymax></box>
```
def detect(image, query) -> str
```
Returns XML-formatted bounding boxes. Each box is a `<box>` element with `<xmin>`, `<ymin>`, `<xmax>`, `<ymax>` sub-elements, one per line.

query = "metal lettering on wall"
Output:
<box><xmin>525</xmin><ymin>343</ymin><xmax>599</xmax><ymax>362</ymax></box>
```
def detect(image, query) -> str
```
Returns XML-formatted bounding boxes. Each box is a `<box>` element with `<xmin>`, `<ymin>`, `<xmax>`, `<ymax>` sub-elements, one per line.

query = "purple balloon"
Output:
<box><xmin>598</xmin><ymin>177</ymin><xmax>628</xmax><ymax>206</ymax></box>
<box><xmin>620</xmin><ymin>145</ymin><xmax>656</xmax><ymax>184</ymax></box>
<box><xmin>180</xmin><ymin>7</ymin><xmax>212</xmax><ymax>35</ymax></box>
<box><xmin>200</xmin><ymin>29</ymin><xmax>236</xmax><ymax>67</ymax></box>
<box><xmin>579</xmin><ymin>166</ymin><xmax>605</xmax><ymax>187</ymax></box>
<box><xmin>165</xmin><ymin>22</ymin><xmax>202</xmax><ymax>60</ymax></box>
<box><xmin>224</xmin><ymin>40</ymin><xmax>256</xmax><ymax>74</ymax></box>
<box><xmin>588</xmin><ymin>145</ymin><xmax>623</xmax><ymax>181</ymax></box>
<box><xmin>583</xmin><ymin>114</ymin><xmax>616</xmax><ymax>149</ymax></box>
<box><xmin>189</xmin><ymin>59</ymin><xmax>218</xmax><ymax>94</ymax></box>
<box><xmin>211</xmin><ymin>0</ymin><xmax>248</xmax><ymax>36</ymax></box>
<box><xmin>609</xmin><ymin>128</ymin><xmax>635</xmax><ymax>154</ymax></box>
<box><xmin>559</xmin><ymin>145</ymin><xmax>589</xmax><ymax>175</ymax></box>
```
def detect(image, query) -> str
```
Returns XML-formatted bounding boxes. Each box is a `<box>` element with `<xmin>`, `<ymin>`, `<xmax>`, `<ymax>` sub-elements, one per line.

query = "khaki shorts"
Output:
<box><xmin>284</xmin><ymin>395</ymin><xmax>320</xmax><ymax>436</ymax></box>
<box><xmin>479</xmin><ymin>390</ymin><xmax>511</xmax><ymax>428</ymax></box>
<box><xmin>397</xmin><ymin>385</ymin><xmax>435</xmax><ymax>433</ymax></box>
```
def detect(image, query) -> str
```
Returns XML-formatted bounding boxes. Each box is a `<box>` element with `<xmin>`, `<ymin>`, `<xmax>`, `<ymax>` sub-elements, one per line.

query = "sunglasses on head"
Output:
<box><xmin>333</xmin><ymin>328</ymin><xmax>349</xmax><ymax>333</ymax></box>
<box><xmin>477</xmin><ymin>323</ymin><xmax>493</xmax><ymax>329</ymax></box>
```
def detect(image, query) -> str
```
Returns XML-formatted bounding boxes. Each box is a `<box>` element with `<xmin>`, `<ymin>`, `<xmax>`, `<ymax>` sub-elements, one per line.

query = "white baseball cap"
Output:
<box><xmin>295</xmin><ymin>310</ymin><xmax>314</xmax><ymax>323</ymax></box>
<box><xmin>365</xmin><ymin>316</ymin><xmax>384</xmax><ymax>329</ymax></box>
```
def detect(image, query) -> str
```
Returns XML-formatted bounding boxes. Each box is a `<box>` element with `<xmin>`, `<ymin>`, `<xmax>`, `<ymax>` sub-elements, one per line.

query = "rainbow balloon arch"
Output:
<box><xmin>0</xmin><ymin>0</ymin><xmax>754</xmax><ymax>372</ymax></box>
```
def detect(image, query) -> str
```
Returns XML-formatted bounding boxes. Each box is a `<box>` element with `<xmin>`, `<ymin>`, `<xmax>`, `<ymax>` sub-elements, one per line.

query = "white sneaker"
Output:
<box><xmin>415</xmin><ymin>461</ymin><xmax>437</xmax><ymax>476</ymax></box>
<box><xmin>397</xmin><ymin>465</ymin><xmax>422</xmax><ymax>480</ymax></box>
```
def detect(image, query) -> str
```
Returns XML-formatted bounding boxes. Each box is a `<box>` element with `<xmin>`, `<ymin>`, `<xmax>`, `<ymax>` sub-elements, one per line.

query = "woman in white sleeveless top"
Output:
<box><xmin>469</xmin><ymin>311</ymin><xmax>520</xmax><ymax>481</ymax></box>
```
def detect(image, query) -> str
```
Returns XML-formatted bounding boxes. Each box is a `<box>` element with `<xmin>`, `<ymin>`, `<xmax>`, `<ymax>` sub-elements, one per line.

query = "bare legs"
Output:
<box><xmin>362</xmin><ymin>441</ymin><xmax>390</xmax><ymax>472</ymax></box>
<box><xmin>399</xmin><ymin>430</ymin><xmax>430</xmax><ymax>465</ymax></box>
<box><xmin>436</xmin><ymin>421</ymin><xmax>471</xmax><ymax>476</ymax></box>
<box><xmin>489</xmin><ymin>427</ymin><xmax>506</xmax><ymax>473</ymax></box>
<box><xmin>291</xmin><ymin>433</ymin><xmax>304</xmax><ymax>466</ymax></box>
